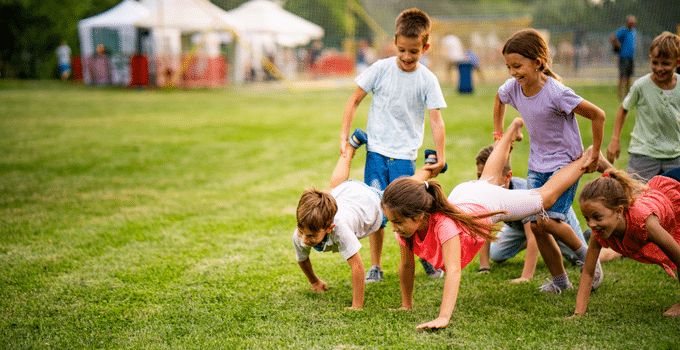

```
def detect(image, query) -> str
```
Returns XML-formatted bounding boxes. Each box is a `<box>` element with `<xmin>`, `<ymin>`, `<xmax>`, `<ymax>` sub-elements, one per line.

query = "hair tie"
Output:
<box><xmin>602</xmin><ymin>173</ymin><xmax>611</xmax><ymax>178</ymax></box>
<box><xmin>424</xmin><ymin>181</ymin><xmax>429</xmax><ymax>189</ymax></box>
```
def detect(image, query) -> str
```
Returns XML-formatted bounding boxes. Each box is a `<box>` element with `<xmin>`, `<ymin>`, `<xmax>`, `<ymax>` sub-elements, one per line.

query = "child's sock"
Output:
<box><xmin>552</xmin><ymin>273</ymin><xmax>571</xmax><ymax>290</ymax></box>
<box><xmin>575</xmin><ymin>245</ymin><xmax>588</xmax><ymax>262</ymax></box>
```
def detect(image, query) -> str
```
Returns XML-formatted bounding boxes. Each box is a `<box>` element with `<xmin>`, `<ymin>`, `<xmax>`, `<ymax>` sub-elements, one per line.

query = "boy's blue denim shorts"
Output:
<box><xmin>364</xmin><ymin>151</ymin><xmax>415</xmax><ymax>192</ymax></box>
<box><xmin>522</xmin><ymin>169</ymin><xmax>579</xmax><ymax>223</ymax></box>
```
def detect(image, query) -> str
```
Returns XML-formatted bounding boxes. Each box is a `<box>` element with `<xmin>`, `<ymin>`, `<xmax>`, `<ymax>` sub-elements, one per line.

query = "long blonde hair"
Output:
<box><xmin>382</xmin><ymin>178</ymin><xmax>500</xmax><ymax>248</ymax></box>
<box><xmin>502</xmin><ymin>28</ymin><xmax>562</xmax><ymax>82</ymax></box>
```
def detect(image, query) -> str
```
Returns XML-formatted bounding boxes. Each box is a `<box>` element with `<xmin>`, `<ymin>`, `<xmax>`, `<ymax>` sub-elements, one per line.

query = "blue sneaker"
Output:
<box><xmin>348</xmin><ymin>128</ymin><xmax>368</xmax><ymax>149</ymax></box>
<box><xmin>424</xmin><ymin>149</ymin><xmax>448</xmax><ymax>173</ymax></box>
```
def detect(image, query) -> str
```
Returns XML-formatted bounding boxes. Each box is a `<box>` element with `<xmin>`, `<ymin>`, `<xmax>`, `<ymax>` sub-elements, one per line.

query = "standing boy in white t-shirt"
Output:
<box><xmin>339</xmin><ymin>8</ymin><xmax>447</xmax><ymax>280</ymax></box>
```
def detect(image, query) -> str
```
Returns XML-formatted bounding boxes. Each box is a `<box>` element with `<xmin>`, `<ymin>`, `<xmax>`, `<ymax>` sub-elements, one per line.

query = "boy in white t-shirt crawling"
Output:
<box><xmin>293</xmin><ymin>130</ymin><xmax>444</xmax><ymax>309</ymax></box>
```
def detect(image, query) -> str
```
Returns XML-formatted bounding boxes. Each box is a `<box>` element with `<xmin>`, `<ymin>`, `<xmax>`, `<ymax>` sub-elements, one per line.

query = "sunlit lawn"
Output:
<box><xmin>1</xmin><ymin>79</ymin><xmax>678</xmax><ymax>349</ymax></box>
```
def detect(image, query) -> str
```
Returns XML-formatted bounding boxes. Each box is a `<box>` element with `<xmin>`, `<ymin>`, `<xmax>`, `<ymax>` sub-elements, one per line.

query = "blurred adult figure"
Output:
<box><xmin>441</xmin><ymin>34</ymin><xmax>465</xmax><ymax>85</ymax></box>
<box><xmin>610</xmin><ymin>15</ymin><xmax>637</xmax><ymax>100</ymax></box>
<box><xmin>56</xmin><ymin>41</ymin><xmax>72</xmax><ymax>81</ymax></box>
<box><xmin>91</xmin><ymin>44</ymin><xmax>111</xmax><ymax>86</ymax></box>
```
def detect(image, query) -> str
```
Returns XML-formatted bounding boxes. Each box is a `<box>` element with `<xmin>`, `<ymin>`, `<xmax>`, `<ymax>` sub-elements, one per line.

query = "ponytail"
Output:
<box><xmin>579</xmin><ymin>169</ymin><xmax>647</xmax><ymax>210</ymax></box>
<box><xmin>382</xmin><ymin>178</ymin><xmax>500</xmax><ymax>245</ymax></box>
<box><xmin>542</xmin><ymin>67</ymin><xmax>562</xmax><ymax>83</ymax></box>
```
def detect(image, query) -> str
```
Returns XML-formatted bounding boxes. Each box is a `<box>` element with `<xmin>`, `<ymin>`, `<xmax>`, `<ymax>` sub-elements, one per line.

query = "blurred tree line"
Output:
<box><xmin>533</xmin><ymin>0</ymin><xmax>679</xmax><ymax>36</ymax></box>
<box><xmin>2</xmin><ymin>0</ymin><xmax>677</xmax><ymax>80</ymax></box>
<box><xmin>0</xmin><ymin>0</ymin><xmax>121</xmax><ymax>79</ymax></box>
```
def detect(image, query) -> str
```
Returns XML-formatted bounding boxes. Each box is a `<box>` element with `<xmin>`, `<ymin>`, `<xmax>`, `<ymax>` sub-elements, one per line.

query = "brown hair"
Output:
<box><xmin>502</xmin><ymin>28</ymin><xmax>562</xmax><ymax>82</ymax></box>
<box><xmin>649</xmin><ymin>31</ymin><xmax>680</xmax><ymax>60</ymax></box>
<box><xmin>296</xmin><ymin>188</ymin><xmax>337</xmax><ymax>232</ymax></box>
<box><xmin>395</xmin><ymin>8</ymin><xmax>430</xmax><ymax>47</ymax></box>
<box><xmin>382</xmin><ymin>177</ymin><xmax>500</xmax><ymax>249</ymax></box>
<box><xmin>476</xmin><ymin>145</ymin><xmax>511</xmax><ymax>176</ymax></box>
<box><xmin>578</xmin><ymin>169</ymin><xmax>647</xmax><ymax>211</ymax></box>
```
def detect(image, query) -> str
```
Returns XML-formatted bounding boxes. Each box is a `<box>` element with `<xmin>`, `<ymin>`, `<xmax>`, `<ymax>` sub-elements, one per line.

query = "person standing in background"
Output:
<box><xmin>56</xmin><ymin>41</ymin><xmax>72</xmax><ymax>81</ymax></box>
<box><xmin>610</xmin><ymin>15</ymin><xmax>637</xmax><ymax>100</ymax></box>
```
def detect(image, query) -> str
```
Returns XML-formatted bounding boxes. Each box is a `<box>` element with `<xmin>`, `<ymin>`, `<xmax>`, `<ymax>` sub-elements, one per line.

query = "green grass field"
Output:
<box><xmin>1</xmin><ymin>79</ymin><xmax>679</xmax><ymax>349</ymax></box>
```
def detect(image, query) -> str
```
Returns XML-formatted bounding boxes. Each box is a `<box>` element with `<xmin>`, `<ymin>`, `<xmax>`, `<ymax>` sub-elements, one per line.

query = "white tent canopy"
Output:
<box><xmin>136</xmin><ymin>0</ymin><xmax>243</xmax><ymax>33</ymax></box>
<box><xmin>77</xmin><ymin>0</ymin><xmax>150</xmax><ymax>57</ymax></box>
<box><xmin>227</xmin><ymin>0</ymin><xmax>324</xmax><ymax>47</ymax></box>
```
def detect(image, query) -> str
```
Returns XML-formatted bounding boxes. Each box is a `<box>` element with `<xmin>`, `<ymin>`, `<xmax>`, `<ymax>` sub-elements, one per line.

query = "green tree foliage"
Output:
<box><xmin>533</xmin><ymin>0</ymin><xmax>679</xmax><ymax>35</ymax></box>
<box><xmin>0</xmin><ymin>0</ymin><xmax>120</xmax><ymax>78</ymax></box>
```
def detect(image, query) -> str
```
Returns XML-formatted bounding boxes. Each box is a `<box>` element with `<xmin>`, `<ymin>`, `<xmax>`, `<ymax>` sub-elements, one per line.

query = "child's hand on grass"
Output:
<box><xmin>310</xmin><ymin>280</ymin><xmax>328</xmax><ymax>292</ymax></box>
<box><xmin>416</xmin><ymin>316</ymin><xmax>449</xmax><ymax>330</ymax></box>
<box><xmin>662</xmin><ymin>302</ymin><xmax>680</xmax><ymax>317</ymax></box>
<box><xmin>509</xmin><ymin>277</ymin><xmax>531</xmax><ymax>283</ymax></box>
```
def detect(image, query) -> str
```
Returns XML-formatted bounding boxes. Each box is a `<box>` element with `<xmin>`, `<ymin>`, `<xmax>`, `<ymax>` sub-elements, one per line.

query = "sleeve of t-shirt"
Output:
<box><xmin>621</xmin><ymin>78</ymin><xmax>641</xmax><ymax>111</ymax></box>
<box><xmin>334</xmin><ymin>222</ymin><xmax>362</xmax><ymax>261</ymax></box>
<box><xmin>497</xmin><ymin>78</ymin><xmax>516</xmax><ymax>108</ymax></box>
<box><xmin>425</xmin><ymin>72</ymin><xmax>447</xmax><ymax>110</ymax></box>
<box><xmin>434</xmin><ymin>216</ymin><xmax>463</xmax><ymax>246</ymax></box>
<box><xmin>555</xmin><ymin>83</ymin><xmax>584</xmax><ymax>115</ymax></box>
<box><xmin>354</xmin><ymin>59</ymin><xmax>381</xmax><ymax>93</ymax></box>
<box><xmin>292</xmin><ymin>229</ymin><xmax>311</xmax><ymax>262</ymax></box>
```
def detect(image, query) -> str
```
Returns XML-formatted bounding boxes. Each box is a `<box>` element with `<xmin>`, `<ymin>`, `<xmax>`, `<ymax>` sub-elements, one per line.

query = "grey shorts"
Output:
<box><xmin>618</xmin><ymin>57</ymin><xmax>634</xmax><ymax>78</ymax></box>
<box><xmin>627</xmin><ymin>153</ymin><xmax>680</xmax><ymax>184</ymax></box>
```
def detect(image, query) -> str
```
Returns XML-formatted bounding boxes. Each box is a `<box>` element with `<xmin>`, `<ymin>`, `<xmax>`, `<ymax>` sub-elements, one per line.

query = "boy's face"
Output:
<box><xmin>650</xmin><ymin>48</ymin><xmax>680</xmax><ymax>86</ymax></box>
<box><xmin>394</xmin><ymin>36</ymin><xmax>429</xmax><ymax>72</ymax></box>
<box><xmin>298</xmin><ymin>224</ymin><xmax>334</xmax><ymax>247</ymax></box>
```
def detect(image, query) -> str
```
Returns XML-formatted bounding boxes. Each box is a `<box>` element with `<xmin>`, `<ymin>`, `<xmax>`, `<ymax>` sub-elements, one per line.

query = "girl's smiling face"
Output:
<box><xmin>579</xmin><ymin>199</ymin><xmax>625</xmax><ymax>240</ymax></box>
<box><xmin>383</xmin><ymin>208</ymin><xmax>428</xmax><ymax>238</ymax></box>
<box><xmin>503</xmin><ymin>53</ymin><xmax>542</xmax><ymax>88</ymax></box>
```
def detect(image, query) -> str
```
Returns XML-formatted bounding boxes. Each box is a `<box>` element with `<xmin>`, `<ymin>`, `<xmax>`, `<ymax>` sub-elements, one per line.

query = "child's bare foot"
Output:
<box><xmin>596</xmin><ymin>150</ymin><xmax>614</xmax><ymax>173</ymax></box>
<box><xmin>506</xmin><ymin>118</ymin><xmax>524</xmax><ymax>142</ymax></box>
<box><xmin>662</xmin><ymin>302</ymin><xmax>680</xmax><ymax>316</ymax></box>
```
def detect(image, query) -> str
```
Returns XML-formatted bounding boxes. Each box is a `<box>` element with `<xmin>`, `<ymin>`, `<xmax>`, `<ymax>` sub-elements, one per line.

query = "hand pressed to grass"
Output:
<box><xmin>384</xmin><ymin>119</ymin><xmax>594</xmax><ymax>329</ymax></box>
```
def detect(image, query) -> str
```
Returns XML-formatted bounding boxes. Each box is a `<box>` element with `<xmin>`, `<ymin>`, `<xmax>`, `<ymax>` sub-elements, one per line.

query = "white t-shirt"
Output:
<box><xmin>355</xmin><ymin>57</ymin><xmax>447</xmax><ymax>160</ymax></box>
<box><xmin>56</xmin><ymin>44</ymin><xmax>71</xmax><ymax>66</ymax></box>
<box><xmin>441</xmin><ymin>35</ymin><xmax>465</xmax><ymax>62</ymax></box>
<box><xmin>293</xmin><ymin>180</ymin><xmax>383</xmax><ymax>261</ymax></box>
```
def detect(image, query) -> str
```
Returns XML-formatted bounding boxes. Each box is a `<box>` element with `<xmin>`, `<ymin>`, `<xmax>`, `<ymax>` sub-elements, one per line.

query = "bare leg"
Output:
<box><xmin>478</xmin><ymin>242</ymin><xmax>491</xmax><ymax>271</ymax></box>
<box><xmin>531</xmin><ymin>222</ymin><xmax>567</xmax><ymax>277</ymax></box>
<box><xmin>534</xmin><ymin>146</ymin><xmax>591</xmax><ymax>209</ymax></box>
<box><xmin>329</xmin><ymin>146</ymin><xmax>357</xmax><ymax>189</ymax></box>
<box><xmin>536</xmin><ymin>218</ymin><xmax>584</xmax><ymax>252</ymax></box>
<box><xmin>480</xmin><ymin>117</ymin><xmax>524</xmax><ymax>185</ymax></box>
<box><xmin>369</xmin><ymin>227</ymin><xmax>384</xmax><ymax>268</ymax></box>
<box><xmin>411</xmin><ymin>168</ymin><xmax>434</xmax><ymax>182</ymax></box>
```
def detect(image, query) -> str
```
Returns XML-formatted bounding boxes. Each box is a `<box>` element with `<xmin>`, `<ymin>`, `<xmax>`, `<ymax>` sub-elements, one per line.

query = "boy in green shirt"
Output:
<box><xmin>607</xmin><ymin>32</ymin><xmax>680</xmax><ymax>183</ymax></box>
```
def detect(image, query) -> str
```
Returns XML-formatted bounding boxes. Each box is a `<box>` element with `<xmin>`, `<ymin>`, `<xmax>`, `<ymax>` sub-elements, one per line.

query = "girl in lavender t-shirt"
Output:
<box><xmin>493</xmin><ymin>29</ymin><xmax>606</xmax><ymax>294</ymax></box>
